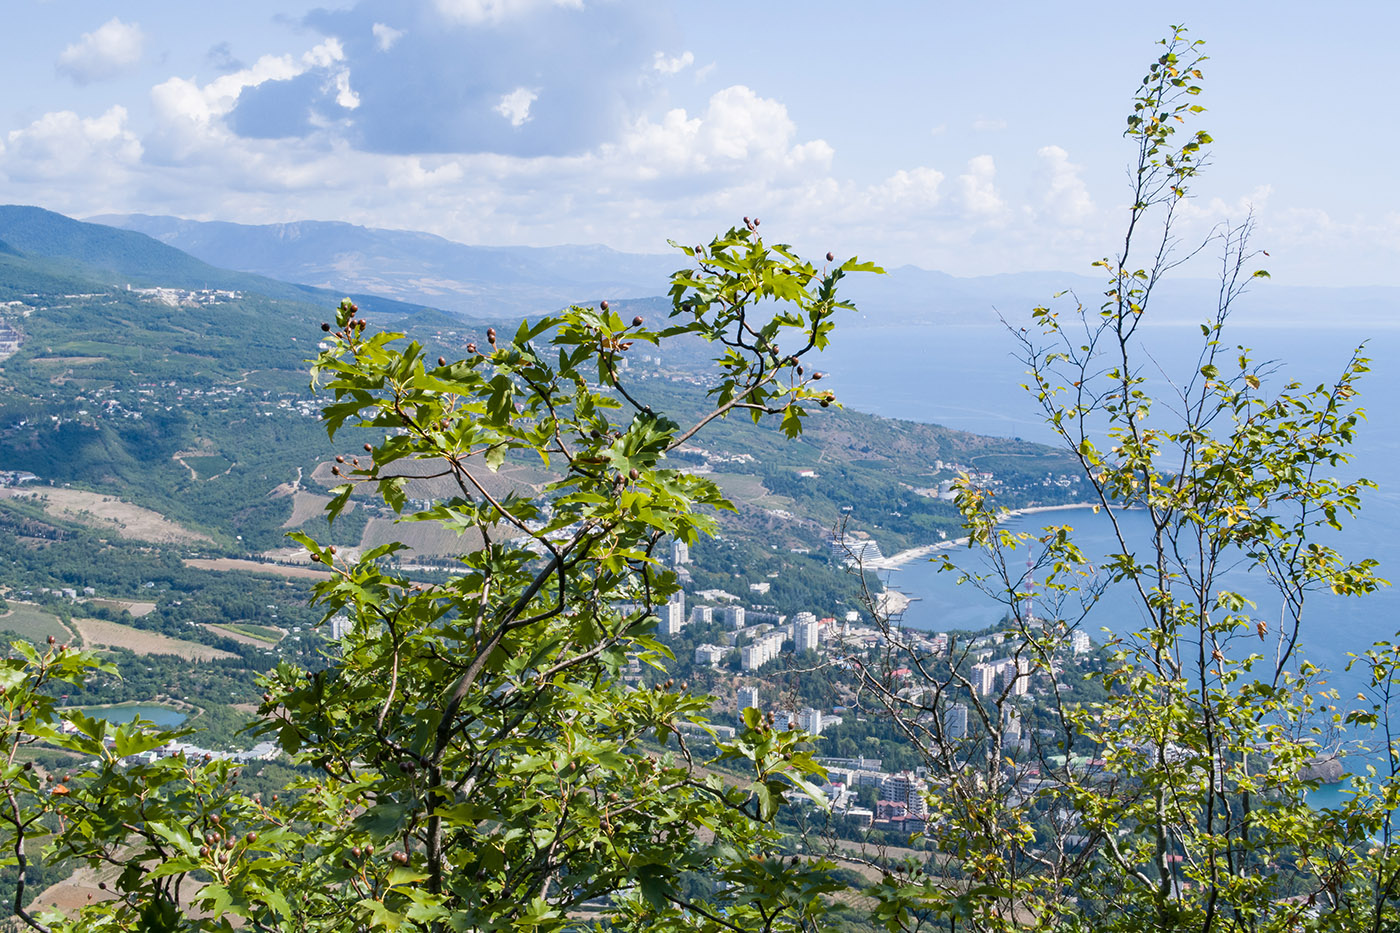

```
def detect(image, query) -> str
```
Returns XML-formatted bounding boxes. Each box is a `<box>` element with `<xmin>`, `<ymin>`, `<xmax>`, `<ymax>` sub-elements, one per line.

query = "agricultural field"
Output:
<box><xmin>82</xmin><ymin>598</ymin><xmax>156</xmax><ymax>618</ymax></box>
<box><xmin>0</xmin><ymin>603</ymin><xmax>71</xmax><ymax>643</ymax></box>
<box><xmin>184</xmin><ymin>557</ymin><xmax>332</xmax><ymax>581</ymax></box>
<box><xmin>70</xmin><ymin>617</ymin><xmax>237</xmax><ymax>661</ymax></box>
<box><xmin>0</xmin><ymin>488</ymin><xmax>214</xmax><ymax>545</ymax></box>
<box><xmin>205</xmin><ymin>622</ymin><xmax>283</xmax><ymax>646</ymax></box>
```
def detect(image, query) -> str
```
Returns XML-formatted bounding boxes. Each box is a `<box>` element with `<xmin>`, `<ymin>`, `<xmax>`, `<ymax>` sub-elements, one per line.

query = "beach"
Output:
<box><xmin>861</xmin><ymin>502</ymin><xmax>1102</xmax><ymax>571</ymax></box>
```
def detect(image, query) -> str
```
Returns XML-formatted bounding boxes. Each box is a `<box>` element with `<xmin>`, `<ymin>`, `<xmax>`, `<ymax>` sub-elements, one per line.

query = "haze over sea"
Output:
<box><xmin>820</xmin><ymin>319</ymin><xmax>1400</xmax><ymax>715</ymax></box>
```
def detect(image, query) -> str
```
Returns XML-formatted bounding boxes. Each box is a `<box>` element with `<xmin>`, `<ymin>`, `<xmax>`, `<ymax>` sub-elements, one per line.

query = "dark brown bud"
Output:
<box><xmin>225</xmin><ymin>839</ymin><xmax>236</xmax><ymax>850</ymax></box>
<box><xmin>753</xmin><ymin>218</ymin><xmax>760</xmax><ymax>226</ymax></box>
<box><xmin>199</xmin><ymin>847</ymin><xmax>209</xmax><ymax>857</ymax></box>
<box><xmin>826</xmin><ymin>251</ymin><xmax>835</xmax><ymax>262</ymax></box>
<box><xmin>349</xmin><ymin>303</ymin><xmax>359</xmax><ymax>313</ymax></box>
<box><xmin>796</xmin><ymin>366</ymin><xmax>804</xmax><ymax>376</ymax></box>
<box><xmin>743</xmin><ymin>216</ymin><xmax>750</xmax><ymax>225</ymax></box>
<box><xmin>351</xmin><ymin>847</ymin><xmax>362</xmax><ymax>858</ymax></box>
<box><xmin>820</xmin><ymin>399</ymin><xmax>830</xmax><ymax>408</ymax></box>
<box><xmin>486</xmin><ymin>328</ymin><xmax>497</xmax><ymax>345</ymax></box>
<box><xmin>352</xmin><ymin>458</ymin><xmax>359</xmax><ymax>466</ymax></box>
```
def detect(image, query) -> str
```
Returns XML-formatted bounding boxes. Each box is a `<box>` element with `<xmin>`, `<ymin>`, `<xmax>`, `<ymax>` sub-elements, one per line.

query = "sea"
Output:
<box><xmin>819</xmin><ymin>320</ymin><xmax>1400</xmax><ymax>802</ymax></box>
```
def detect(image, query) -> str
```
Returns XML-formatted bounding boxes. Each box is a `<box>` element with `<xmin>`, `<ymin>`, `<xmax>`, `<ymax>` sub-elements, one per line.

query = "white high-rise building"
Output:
<box><xmin>690</xmin><ymin>605</ymin><xmax>714</xmax><ymax>626</ymax></box>
<box><xmin>663</xmin><ymin>591</ymin><xmax>686</xmax><ymax>637</ymax></box>
<box><xmin>794</xmin><ymin>615</ymin><xmax>821</xmax><ymax>653</ymax></box>
<box><xmin>970</xmin><ymin>661</ymin><xmax>998</xmax><ymax>697</ymax></box>
<box><xmin>719</xmin><ymin>605</ymin><xmax>746</xmax><ymax>630</ymax></box>
<box><xmin>670</xmin><ymin>538</ymin><xmax>691</xmax><ymax>566</ymax></box>
<box><xmin>797</xmin><ymin>707</ymin><xmax>824</xmax><ymax>735</ymax></box>
<box><xmin>328</xmin><ymin>612</ymin><xmax>352</xmax><ymax>640</ymax></box>
<box><xmin>694</xmin><ymin>644</ymin><xmax>726</xmax><ymax>667</ymax></box>
<box><xmin>943</xmin><ymin>703</ymin><xmax>968</xmax><ymax>739</ymax></box>
<box><xmin>879</xmin><ymin>772</ymin><xmax>929</xmax><ymax>818</ymax></box>
<box><xmin>736</xmin><ymin>686</ymin><xmax>761</xmax><ymax>719</ymax></box>
<box><xmin>1071</xmin><ymin>630</ymin><xmax>1091</xmax><ymax>655</ymax></box>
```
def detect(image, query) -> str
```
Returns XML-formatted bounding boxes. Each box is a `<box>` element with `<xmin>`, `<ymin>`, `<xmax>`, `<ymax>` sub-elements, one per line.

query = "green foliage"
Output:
<box><xmin>839</xmin><ymin>27</ymin><xmax>1400</xmax><ymax>932</ymax></box>
<box><xmin>0</xmin><ymin>225</ymin><xmax>885</xmax><ymax>931</ymax></box>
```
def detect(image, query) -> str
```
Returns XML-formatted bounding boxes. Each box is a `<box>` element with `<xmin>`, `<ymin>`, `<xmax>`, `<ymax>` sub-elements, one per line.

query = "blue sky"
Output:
<box><xmin>2</xmin><ymin>1</ymin><xmax>1395</xmax><ymax>285</ymax></box>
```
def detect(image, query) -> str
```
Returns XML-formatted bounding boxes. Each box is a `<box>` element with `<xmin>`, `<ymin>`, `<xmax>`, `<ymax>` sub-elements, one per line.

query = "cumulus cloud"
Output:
<box><xmin>616</xmin><ymin>85</ymin><xmax>833</xmax><ymax>180</ymax></box>
<box><xmin>957</xmin><ymin>155</ymin><xmax>1004</xmax><ymax>217</ymax></box>
<box><xmin>267</xmin><ymin>0</ymin><xmax>666</xmax><ymax>157</ymax></box>
<box><xmin>57</xmin><ymin>18</ymin><xmax>145</xmax><ymax>85</ymax></box>
<box><xmin>653</xmin><ymin>50</ymin><xmax>694</xmax><ymax>75</ymax></box>
<box><xmin>1035</xmin><ymin>145</ymin><xmax>1093</xmax><ymax>222</ymax></box>
<box><xmin>3</xmin><ymin>106</ymin><xmax>142</xmax><ymax>182</ymax></box>
<box><xmin>495</xmin><ymin>88</ymin><xmax>537</xmax><ymax>127</ymax></box>
<box><xmin>372</xmin><ymin>23</ymin><xmax>405</xmax><ymax>50</ymax></box>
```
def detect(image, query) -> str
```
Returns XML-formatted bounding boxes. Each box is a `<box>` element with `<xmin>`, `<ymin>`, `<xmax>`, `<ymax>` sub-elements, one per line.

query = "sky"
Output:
<box><xmin>2</xmin><ymin>1</ymin><xmax>1397</xmax><ymax>286</ymax></box>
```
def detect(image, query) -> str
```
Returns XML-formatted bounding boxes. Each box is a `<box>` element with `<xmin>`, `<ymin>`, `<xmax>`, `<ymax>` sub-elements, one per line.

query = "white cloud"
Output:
<box><xmin>1035</xmin><ymin>145</ymin><xmax>1093</xmax><ymax>221</ymax></box>
<box><xmin>957</xmin><ymin>154</ymin><xmax>1004</xmax><ymax>216</ymax></box>
<box><xmin>433</xmin><ymin>0</ymin><xmax>583</xmax><ymax>25</ymax></box>
<box><xmin>3</xmin><ymin>106</ymin><xmax>142</xmax><ymax>182</ymax></box>
<box><xmin>972</xmin><ymin>116</ymin><xmax>1006</xmax><ymax>132</ymax></box>
<box><xmin>495</xmin><ymin>88</ymin><xmax>539</xmax><ymax>127</ymax></box>
<box><xmin>151</xmin><ymin>39</ymin><xmax>346</xmax><ymax>132</ymax></box>
<box><xmin>333</xmin><ymin>71</ymin><xmax>361</xmax><ymax>110</ymax></box>
<box><xmin>57</xmin><ymin>18</ymin><xmax>145</xmax><ymax>85</ymax></box>
<box><xmin>372</xmin><ymin>23</ymin><xmax>405</xmax><ymax>51</ymax></box>
<box><xmin>617</xmin><ymin>86</ymin><xmax>832</xmax><ymax>179</ymax></box>
<box><xmin>652</xmin><ymin>50</ymin><xmax>694</xmax><ymax>75</ymax></box>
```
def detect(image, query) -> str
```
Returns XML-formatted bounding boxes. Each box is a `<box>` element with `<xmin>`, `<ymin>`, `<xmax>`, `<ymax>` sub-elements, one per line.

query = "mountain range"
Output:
<box><xmin>88</xmin><ymin>211</ymin><xmax>1400</xmax><ymax>328</ymax></box>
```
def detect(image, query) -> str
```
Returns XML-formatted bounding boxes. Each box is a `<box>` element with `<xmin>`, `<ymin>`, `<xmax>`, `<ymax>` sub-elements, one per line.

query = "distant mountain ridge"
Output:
<box><xmin>0</xmin><ymin>205</ymin><xmax>445</xmax><ymax>322</ymax></box>
<box><xmin>90</xmin><ymin>212</ymin><xmax>681</xmax><ymax>319</ymax></box>
<box><xmin>89</xmin><ymin>211</ymin><xmax>1400</xmax><ymax>328</ymax></box>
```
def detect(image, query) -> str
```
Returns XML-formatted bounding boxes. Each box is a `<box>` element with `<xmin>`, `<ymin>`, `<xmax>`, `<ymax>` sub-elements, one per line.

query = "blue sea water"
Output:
<box><xmin>817</xmin><ymin>321</ymin><xmax>1400</xmax><ymax>789</ymax></box>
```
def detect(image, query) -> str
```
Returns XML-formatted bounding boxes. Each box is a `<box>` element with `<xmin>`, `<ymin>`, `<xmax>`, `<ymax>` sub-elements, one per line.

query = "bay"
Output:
<box><xmin>818</xmin><ymin>320</ymin><xmax>1400</xmax><ymax>783</ymax></box>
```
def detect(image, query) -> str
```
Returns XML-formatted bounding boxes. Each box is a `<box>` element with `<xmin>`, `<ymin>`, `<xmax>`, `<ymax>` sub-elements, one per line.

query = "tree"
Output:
<box><xmin>838</xmin><ymin>26</ymin><xmax>1400</xmax><ymax>933</ymax></box>
<box><xmin>0</xmin><ymin>227</ymin><xmax>881</xmax><ymax>931</ymax></box>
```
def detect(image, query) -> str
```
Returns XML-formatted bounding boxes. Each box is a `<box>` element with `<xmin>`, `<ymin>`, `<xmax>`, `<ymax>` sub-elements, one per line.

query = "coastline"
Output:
<box><xmin>862</xmin><ymin>502</ymin><xmax>1103</xmax><ymax>572</ymax></box>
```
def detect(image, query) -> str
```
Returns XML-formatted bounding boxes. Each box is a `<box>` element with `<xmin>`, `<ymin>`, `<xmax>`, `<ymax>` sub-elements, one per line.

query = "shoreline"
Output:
<box><xmin>862</xmin><ymin>502</ymin><xmax>1104</xmax><ymax>572</ymax></box>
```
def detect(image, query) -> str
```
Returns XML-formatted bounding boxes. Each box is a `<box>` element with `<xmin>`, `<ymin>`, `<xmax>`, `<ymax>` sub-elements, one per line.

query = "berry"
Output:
<box><xmin>364</xmin><ymin>443</ymin><xmax>373</xmax><ymax>452</ymax></box>
<box><xmin>438</xmin><ymin>357</ymin><xmax>447</xmax><ymax>367</ymax></box>
<box><xmin>628</xmin><ymin>468</ymin><xmax>639</xmax><ymax>480</ymax></box>
<box><xmin>826</xmin><ymin>251</ymin><xmax>835</xmax><ymax>262</ymax></box>
<box><xmin>467</xmin><ymin>343</ymin><xmax>477</xmax><ymax>354</ymax></box>
<box><xmin>335</xmin><ymin>455</ymin><xmax>345</xmax><ymax>463</ymax></box>
<box><xmin>632</xmin><ymin>315</ymin><xmax>644</xmax><ymax>327</ymax></box>
<box><xmin>600</xmin><ymin>300</ymin><xmax>609</xmax><ymax>311</ymax></box>
<box><xmin>321</xmin><ymin>322</ymin><xmax>331</xmax><ymax>332</ymax></box>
